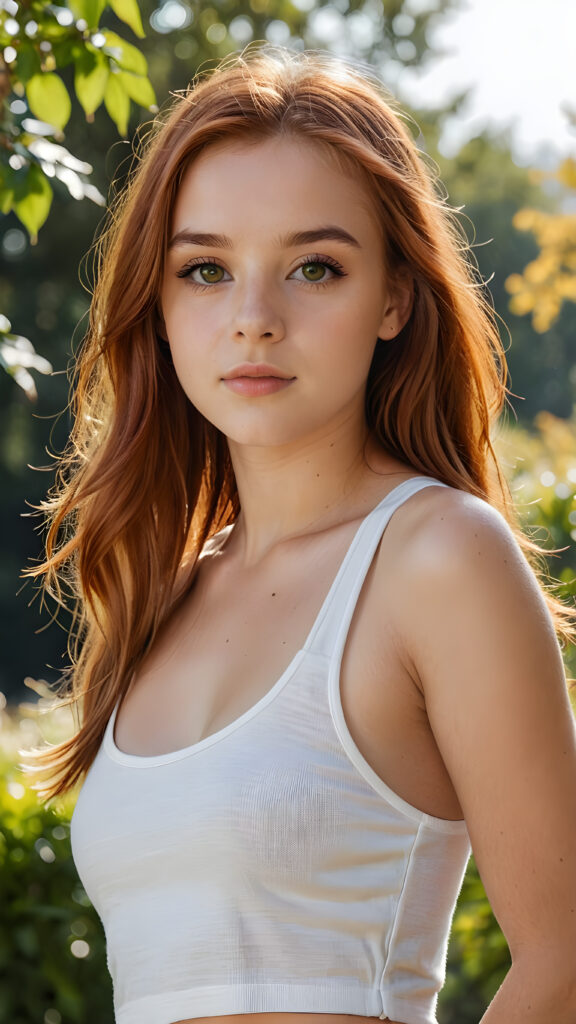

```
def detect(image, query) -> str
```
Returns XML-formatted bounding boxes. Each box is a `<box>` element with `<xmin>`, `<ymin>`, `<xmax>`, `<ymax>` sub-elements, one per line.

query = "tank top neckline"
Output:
<box><xmin>105</xmin><ymin>474</ymin><xmax>437</xmax><ymax>768</ymax></box>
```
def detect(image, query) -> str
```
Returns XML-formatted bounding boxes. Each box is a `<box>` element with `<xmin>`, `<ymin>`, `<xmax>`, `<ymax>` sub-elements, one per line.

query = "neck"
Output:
<box><xmin>226</xmin><ymin>415</ymin><xmax>405</xmax><ymax>566</ymax></box>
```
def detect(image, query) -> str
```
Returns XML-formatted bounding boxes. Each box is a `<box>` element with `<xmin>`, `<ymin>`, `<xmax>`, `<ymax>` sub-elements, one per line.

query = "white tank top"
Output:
<box><xmin>71</xmin><ymin>476</ymin><xmax>471</xmax><ymax>1024</ymax></box>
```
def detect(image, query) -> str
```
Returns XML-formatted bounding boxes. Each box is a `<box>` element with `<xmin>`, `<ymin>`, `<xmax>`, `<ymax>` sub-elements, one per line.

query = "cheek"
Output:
<box><xmin>161</xmin><ymin>314</ymin><xmax>207</xmax><ymax>401</ymax></box>
<box><xmin>168</xmin><ymin>340</ymin><xmax>213</xmax><ymax>403</ymax></box>
<box><xmin>162</xmin><ymin>295</ymin><xmax>214</xmax><ymax>373</ymax></box>
<box><xmin>163</xmin><ymin>290</ymin><xmax>197</xmax><ymax>340</ymax></box>
<box><xmin>311</xmin><ymin>304</ymin><xmax>381</xmax><ymax>378</ymax></box>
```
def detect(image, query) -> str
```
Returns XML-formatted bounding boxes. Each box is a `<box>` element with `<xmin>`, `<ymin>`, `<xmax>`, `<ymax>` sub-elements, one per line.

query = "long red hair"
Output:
<box><xmin>23</xmin><ymin>44</ymin><xmax>574</xmax><ymax>802</ymax></box>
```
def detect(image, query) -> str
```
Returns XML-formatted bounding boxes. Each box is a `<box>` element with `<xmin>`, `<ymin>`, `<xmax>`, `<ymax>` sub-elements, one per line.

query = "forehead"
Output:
<box><xmin>170</xmin><ymin>134</ymin><xmax>381</xmax><ymax>237</ymax></box>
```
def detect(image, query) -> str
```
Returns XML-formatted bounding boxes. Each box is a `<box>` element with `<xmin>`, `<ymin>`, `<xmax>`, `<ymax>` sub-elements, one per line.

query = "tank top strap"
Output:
<box><xmin>304</xmin><ymin>476</ymin><xmax>451</xmax><ymax>661</ymax></box>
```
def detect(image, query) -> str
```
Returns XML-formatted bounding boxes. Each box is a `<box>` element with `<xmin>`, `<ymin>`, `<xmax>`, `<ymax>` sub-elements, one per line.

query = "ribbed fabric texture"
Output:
<box><xmin>71</xmin><ymin>476</ymin><xmax>471</xmax><ymax>1024</ymax></box>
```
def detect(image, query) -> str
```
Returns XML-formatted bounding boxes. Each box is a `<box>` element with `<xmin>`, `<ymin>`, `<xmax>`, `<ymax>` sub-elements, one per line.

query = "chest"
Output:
<box><xmin>113</xmin><ymin>525</ymin><xmax>463</xmax><ymax>821</ymax></box>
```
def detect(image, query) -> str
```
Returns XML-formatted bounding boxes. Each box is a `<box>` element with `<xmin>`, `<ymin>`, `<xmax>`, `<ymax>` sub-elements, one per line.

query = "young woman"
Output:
<box><xmin>26</xmin><ymin>45</ymin><xmax>576</xmax><ymax>1024</ymax></box>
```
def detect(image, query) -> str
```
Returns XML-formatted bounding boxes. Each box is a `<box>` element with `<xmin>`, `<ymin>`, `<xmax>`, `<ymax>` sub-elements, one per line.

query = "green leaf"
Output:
<box><xmin>13</xmin><ymin>163</ymin><xmax>53</xmax><ymax>239</ymax></box>
<box><xmin>0</xmin><ymin>189</ymin><xmax>14</xmax><ymax>214</ymax></box>
<box><xmin>104</xmin><ymin>72</ymin><xmax>130</xmax><ymax>136</ymax></box>
<box><xmin>15</xmin><ymin>42</ymin><xmax>42</xmax><ymax>86</ymax></box>
<box><xmin>74</xmin><ymin>48</ymin><xmax>109</xmax><ymax>115</ymax></box>
<box><xmin>51</xmin><ymin>40</ymin><xmax>79</xmax><ymax>68</ymax></box>
<box><xmin>69</xmin><ymin>0</ymin><xmax>107</xmax><ymax>29</ymax></box>
<box><xmin>35</xmin><ymin>18</ymin><xmax>74</xmax><ymax>43</ymax></box>
<box><xmin>109</xmin><ymin>0</ymin><xmax>145</xmax><ymax>38</ymax></box>
<box><xmin>102</xmin><ymin>30</ymin><xmax>147</xmax><ymax>75</ymax></box>
<box><xmin>26</xmin><ymin>73</ymin><xmax>72</xmax><ymax>131</ymax></box>
<box><xmin>116</xmin><ymin>70</ymin><xmax>155</xmax><ymax>108</ymax></box>
<box><xmin>0</xmin><ymin>162</ymin><xmax>17</xmax><ymax>214</ymax></box>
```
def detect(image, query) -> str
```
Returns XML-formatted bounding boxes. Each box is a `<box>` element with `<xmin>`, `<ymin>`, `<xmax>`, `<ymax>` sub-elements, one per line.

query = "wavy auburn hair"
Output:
<box><xmin>24</xmin><ymin>44</ymin><xmax>574</xmax><ymax>802</ymax></box>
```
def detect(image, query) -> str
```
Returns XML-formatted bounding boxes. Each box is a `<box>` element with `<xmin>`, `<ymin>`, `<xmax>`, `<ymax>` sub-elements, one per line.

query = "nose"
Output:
<box><xmin>231</xmin><ymin>281</ymin><xmax>285</xmax><ymax>344</ymax></box>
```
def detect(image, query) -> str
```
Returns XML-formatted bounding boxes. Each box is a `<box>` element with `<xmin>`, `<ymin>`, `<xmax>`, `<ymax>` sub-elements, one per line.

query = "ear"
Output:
<box><xmin>378</xmin><ymin>268</ymin><xmax>414</xmax><ymax>340</ymax></box>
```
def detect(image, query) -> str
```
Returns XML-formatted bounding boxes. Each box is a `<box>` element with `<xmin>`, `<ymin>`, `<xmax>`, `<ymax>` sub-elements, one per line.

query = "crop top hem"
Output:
<box><xmin>114</xmin><ymin>984</ymin><xmax>438</xmax><ymax>1024</ymax></box>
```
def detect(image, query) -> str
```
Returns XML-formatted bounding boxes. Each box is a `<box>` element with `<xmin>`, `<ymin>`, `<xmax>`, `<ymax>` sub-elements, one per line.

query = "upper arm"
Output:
<box><xmin>392</xmin><ymin>489</ymin><xmax>576</xmax><ymax>962</ymax></box>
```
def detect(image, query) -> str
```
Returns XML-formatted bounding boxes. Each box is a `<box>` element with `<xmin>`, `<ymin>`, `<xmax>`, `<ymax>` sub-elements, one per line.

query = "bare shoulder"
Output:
<box><xmin>378</xmin><ymin>481</ymin><xmax>562</xmax><ymax>688</ymax></box>
<box><xmin>398</xmin><ymin>481</ymin><xmax>518</xmax><ymax>555</ymax></box>
<box><xmin>390</xmin><ymin>482</ymin><xmax>536</xmax><ymax>595</ymax></box>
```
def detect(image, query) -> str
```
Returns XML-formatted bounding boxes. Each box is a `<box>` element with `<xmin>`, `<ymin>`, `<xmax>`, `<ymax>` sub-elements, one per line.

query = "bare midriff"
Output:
<box><xmin>172</xmin><ymin>1015</ymin><xmax>401</xmax><ymax>1024</ymax></box>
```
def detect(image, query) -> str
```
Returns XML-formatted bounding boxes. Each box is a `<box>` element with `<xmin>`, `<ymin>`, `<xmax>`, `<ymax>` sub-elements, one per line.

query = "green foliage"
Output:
<box><xmin>0</xmin><ymin>0</ymin><xmax>156</xmax><ymax>397</ymax></box>
<box><xmin>424</xmin><ymin>127</ymin><xmax>576</xmax><ymax>421</ymax></box>
<box><xmin>109</xmin><ymin>0</ymin><xmax>145</xmax><ymax>38</ymax></box>
<box><xmin>74</xmin><ymin>47</ymin><xmax>110</xmax><ymax>116</ymax></box>
<box><xmin>101</xmin><ymin>28</ymin><xmax>147</xmax><ymax>74</ymax></box>
<box><xmin>13</xmin><ymin>159</ymin><xmax>53</xmax><ymax>235</ymax></box>
<box><xmin>0</xmin><ymin>712</ymin><xmax>112</xmax><ymax>1023</ymax></box>
<box><xmin>495</xmin><ymin>409</ymin><xmax>576</xmax><ymax>569</ymax></box>
<box><xmin>69</xmin><ymin>0</ymin><xmax>109</xmax><ymax>30</ymax></box>
<box><xmin>116</xmin><ymin>67</ymin><xmax>155</xmax><ymax>106</ymax></box>
<box><xmin>104</xmin><ymin>68</ymin><xmax>130</xmax><ymax>134</ymax></box>
<box><xmin>0</xmin><ymin>0</ymin><xmax>157</xmax><ymax>222</ymax></box>
<box><xmin>505</xmin><ymin>104</ymin><xmax>576</xmax><ymax>335</ymax></box>
<box><xmin>495</xmin><ymin>409</ymin><xmax>576</xmax><ymax>683</ymax></box>
<box><xmin>26</xmin><ymin>72</ymin><xmax>73</xmax><ymax>130</ymax></box>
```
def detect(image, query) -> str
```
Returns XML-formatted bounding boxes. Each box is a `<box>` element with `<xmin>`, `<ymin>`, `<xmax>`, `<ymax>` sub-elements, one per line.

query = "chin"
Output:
<box><xmin>220</xmin><ymin>415</ymin><xmax>323</xmax><ymax>450</ymax></box>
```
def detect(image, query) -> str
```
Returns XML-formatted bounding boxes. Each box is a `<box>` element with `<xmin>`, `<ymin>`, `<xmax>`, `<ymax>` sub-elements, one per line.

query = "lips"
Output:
<box><xmin>221</xmin><ymin>364</ymin><xmax>296</xmax><ymax>397</ymax></box>
<box><xmin>222</xmin><ymin>362</ymin><xmax>295</xmax><ymax>381</ymax></box>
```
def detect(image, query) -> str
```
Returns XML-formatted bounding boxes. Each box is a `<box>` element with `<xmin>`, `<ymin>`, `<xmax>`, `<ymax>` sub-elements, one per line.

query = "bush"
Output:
<box><xmin>0</xmin><ymin>694</ymin><xmax>113</xmax><ymax>1024</ymax></box>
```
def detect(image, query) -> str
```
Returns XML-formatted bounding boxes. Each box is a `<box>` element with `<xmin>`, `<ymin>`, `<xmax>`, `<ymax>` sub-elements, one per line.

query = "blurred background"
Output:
<box><xmin>1</xmin><ymin>0</ymin><xmax>576</xmax><ymax>1020</ymax></box>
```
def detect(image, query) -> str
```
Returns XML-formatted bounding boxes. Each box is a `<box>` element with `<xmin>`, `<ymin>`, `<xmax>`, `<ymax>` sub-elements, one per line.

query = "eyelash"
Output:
<box><xmin>175</xmin><ymin>254</ymin><xmax>348</xmax><ymax>289</ymax></box>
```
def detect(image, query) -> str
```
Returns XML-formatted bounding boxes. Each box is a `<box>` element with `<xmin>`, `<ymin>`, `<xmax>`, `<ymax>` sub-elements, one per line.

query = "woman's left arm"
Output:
<box><xmin>396</xmin><ymin>490</ymin><xmax>576</xmax><ymax>1023</ymax></box>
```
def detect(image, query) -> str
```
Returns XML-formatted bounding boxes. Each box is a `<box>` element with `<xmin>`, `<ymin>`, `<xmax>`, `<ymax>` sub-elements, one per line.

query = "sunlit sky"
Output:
<box><xmin>399</xmin><ymin>0</ymin><xmax>576</xmax><ymax>164</ymax></box>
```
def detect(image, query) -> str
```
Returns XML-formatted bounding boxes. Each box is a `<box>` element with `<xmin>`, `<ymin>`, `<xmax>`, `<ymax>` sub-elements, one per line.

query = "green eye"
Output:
<box><xmin>301</xmin><ymin>262</ymin><xmax>327</xmax><ymax>282</ymax></box>
<box><xmin>178</xmin><ymin>256</ymin><xmax>344</xmax><ymax>286</ymax></box>
<box><xmin>199</xmin><ymin>264</ymin><xmax>225</xmax><ymax>283</ymax></box>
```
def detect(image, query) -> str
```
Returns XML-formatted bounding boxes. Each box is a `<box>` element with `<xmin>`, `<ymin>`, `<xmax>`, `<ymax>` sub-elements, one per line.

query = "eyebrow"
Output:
<box><xmin>168</xmin><ymin>226</ymin><xmax>361</xmax><ymax>251</ymax></box>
